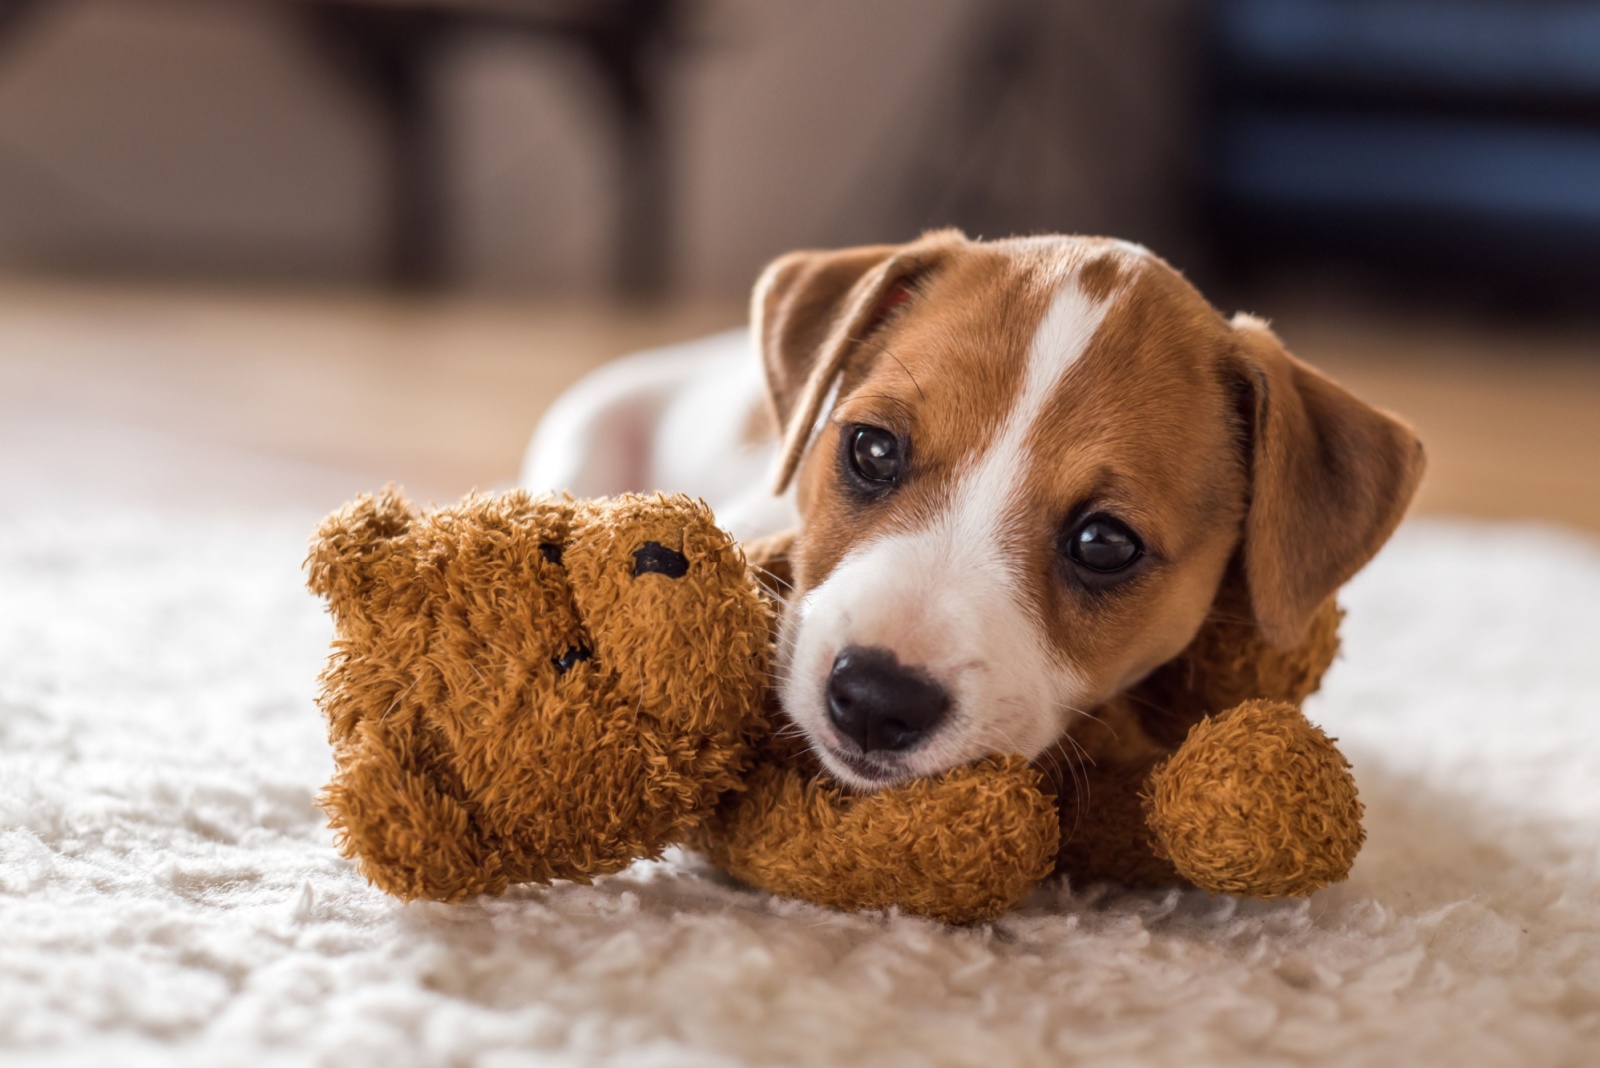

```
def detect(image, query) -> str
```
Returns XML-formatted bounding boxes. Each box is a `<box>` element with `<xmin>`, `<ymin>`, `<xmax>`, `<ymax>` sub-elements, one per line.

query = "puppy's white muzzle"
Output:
<box><xmin>779</xmin><ymin>528</ymin><xmax>1083</xmax><ymax>790</ymax></box>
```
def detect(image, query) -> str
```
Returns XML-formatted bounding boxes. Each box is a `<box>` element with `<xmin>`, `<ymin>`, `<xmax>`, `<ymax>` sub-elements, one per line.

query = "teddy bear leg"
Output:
<box><xmin>321</xmin><ymin>719</ymin><xmax>509</xmax><ymax>902</ymax></box>
<box><xmin>689</xmin><ymin>756</ymin><xmax>1060</xmax><ymax>925</ymax></box>
<box><xmin>1142</xmin><ymin>699</ymin><xmax>1365</xmax><ymax>898</ymax></box>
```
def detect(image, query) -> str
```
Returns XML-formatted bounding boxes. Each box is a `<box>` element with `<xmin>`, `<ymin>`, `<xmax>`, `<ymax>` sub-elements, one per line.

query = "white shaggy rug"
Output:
<box><xmin>2</xmin><ymin>504</ymin><xmax>1599</xmax><ymax>1068</ymax></box>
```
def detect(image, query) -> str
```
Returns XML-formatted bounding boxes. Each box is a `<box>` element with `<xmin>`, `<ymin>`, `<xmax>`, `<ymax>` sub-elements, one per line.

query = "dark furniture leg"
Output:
<box><xmin>302</xmin><ymin>7</ymin><xmax>453</xmax><ymax>290</ymax></box>
<box><xmin>579</xmin><ymin>8</ymin><xmax>671</xmax><ymax>298</ymax></box>
<box><xmin>304</xmin><ymin>2</ymin><xmax>675</xmax><ymax>295</ymax></box>
<box><xmin>0</xmin><ymin>0</ymin><xmax>675</xmax><ymax>295</ymax></box>
<box><xmin>0</xmin><ymin>0</ymin><xmax>43</xmax><ymax>57</ymax></box>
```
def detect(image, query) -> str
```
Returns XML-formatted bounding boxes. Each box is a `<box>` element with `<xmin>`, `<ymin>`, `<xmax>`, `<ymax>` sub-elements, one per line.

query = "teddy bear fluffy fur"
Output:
<box><xmin>307</xmin><ymin>488</ymin><xmax>1362</xmax><ymax>924</ymax></box>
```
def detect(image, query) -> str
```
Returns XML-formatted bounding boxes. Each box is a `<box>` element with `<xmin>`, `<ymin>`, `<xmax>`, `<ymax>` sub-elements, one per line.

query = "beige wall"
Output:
<box><xmin>0</xmin><ymin>1</ymin><xmax>382</xmax><ymax>279</ymax></box>
<box><xmin>0</xmin><ymin>0</ymin><xmax>1198</xmax><ymax>298</ymax></box>
<box><xmin>674</xmin><ymin>0</ymin><xmax>1203</xmax><ymax>294</ymax></box>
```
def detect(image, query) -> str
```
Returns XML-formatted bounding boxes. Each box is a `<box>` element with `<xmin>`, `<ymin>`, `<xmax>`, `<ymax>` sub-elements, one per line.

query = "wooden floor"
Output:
<box><xmin>0</xmin><ymin>279</ymin><xmax>740</xmax><ymax>510</ymax></box>
<box><xmin>3</xmin><ymin>276</ymin><xmax>1599</xmax><ymax>535</ymax></box>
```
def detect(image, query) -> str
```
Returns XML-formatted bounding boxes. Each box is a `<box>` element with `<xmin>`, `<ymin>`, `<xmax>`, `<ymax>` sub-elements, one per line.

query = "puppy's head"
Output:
<box><xmin>758</xmin><ymin>231</ymin><xmax>1424</xmax><ymax>790</ymax></box>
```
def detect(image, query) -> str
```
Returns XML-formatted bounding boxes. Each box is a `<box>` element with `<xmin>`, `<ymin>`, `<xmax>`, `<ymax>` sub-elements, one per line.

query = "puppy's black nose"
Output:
<box><xmin>826</xmin><ymin>646</ymin><xmax>950</xmax><ymax>753</ymax></box>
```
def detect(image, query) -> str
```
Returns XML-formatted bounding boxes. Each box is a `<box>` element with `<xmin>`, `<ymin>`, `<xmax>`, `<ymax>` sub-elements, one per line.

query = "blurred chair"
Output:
<box><xmin>1206</xmin><ymin>0</ymin><xmax>1600</xmax><ymax>303</ymax></box>
<box><xmin>0</xmin><ymin>0</ymin><xmax>677</xmax><ymax>294</ymax></box>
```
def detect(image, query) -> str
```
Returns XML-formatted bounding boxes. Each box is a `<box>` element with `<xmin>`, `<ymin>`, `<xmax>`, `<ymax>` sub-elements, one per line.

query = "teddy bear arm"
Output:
<box><xmin>1142</xmin><ymin>699</ymin><xmax>1365</xmax><ymax>898</ymax></box>
<box><xmin>688</xmin><ymin>755</ymin><xmax>1060</xmax><ymax>924</ymax></box>
<box><xmin>321</xmin><ymin>717</ymin><xmax>511</xmax><ymax>902</ymax></box>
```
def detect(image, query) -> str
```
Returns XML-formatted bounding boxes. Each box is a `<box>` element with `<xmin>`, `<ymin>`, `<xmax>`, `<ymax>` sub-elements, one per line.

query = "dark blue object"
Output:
<box><xmin>1206</xmin><ymin>0</ymin><xmax>1600</xmax><ymax>296</ymax></box>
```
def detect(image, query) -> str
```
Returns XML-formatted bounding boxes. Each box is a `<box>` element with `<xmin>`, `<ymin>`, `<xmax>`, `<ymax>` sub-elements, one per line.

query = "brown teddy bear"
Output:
<box><xmin>306</xmin><ymin>487</ymin><xmax>1361</xmax><ymax>924</ymax></box>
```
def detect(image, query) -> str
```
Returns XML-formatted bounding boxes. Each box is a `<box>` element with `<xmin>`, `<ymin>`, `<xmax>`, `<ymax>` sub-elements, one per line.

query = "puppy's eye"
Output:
<box><xmin>847</xmin><ymin>425</ymin><xmax>904</xmax><ymax>484</ymax></box>
<box><xmin>1066</xmin><ymin>515</ymin><xmax>1143</xmax><ymax>574</ymax></box>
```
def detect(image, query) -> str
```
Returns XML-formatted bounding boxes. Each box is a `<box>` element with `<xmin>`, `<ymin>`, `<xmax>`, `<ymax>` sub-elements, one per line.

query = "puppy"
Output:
<box><xmin>523</xmin><ymin>230</ymin><xmax>1425</xmax><ymax>792</ymax></box>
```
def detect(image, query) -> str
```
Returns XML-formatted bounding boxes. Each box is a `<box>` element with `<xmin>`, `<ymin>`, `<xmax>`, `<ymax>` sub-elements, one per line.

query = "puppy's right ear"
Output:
<box><xmin>753</xmin><ymin>230</ymin><xmax>965</xmax><ymax>492</ymax></box>
<box><xmin>1228</xmin><ymin>316</ymin><xmax>1426</xmax><ymax>648</ymax></box>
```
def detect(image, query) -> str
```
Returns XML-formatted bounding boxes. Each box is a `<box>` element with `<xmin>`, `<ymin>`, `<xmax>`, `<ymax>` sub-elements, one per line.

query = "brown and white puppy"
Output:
<box><xmin>522</xmin><ymin>231</ymin><xmax>1425</xmax><ymax>792</ymax></box>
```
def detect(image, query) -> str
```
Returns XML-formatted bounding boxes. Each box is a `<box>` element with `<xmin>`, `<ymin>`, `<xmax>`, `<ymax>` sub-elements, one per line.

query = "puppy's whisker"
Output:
<box><xmin>1199</xmin><ymin>609</ymin><xmax>1259</xmax><ymax>628</ymax></box>
<box><xmin>972</xmin><ymin>720</ymin><xmax>1082</xmax><ymax>847</ymax></box>
<box><xmin>1120</xmin><ymin>691</ymin><xmax>1167</xmax><ymax>712</ymax></box>
<box><xmin>749</xmin><ymin>564</ymin><xmax>794</xmax><ymax>594</ymax></box>
<box><xmin>1057</xmin><ymin>702</ymin><xmax>1111</xmax><ymax>753</ymax></box>
<box><xmin>844</xmin><ymin>336</ymin><xmax>926</xmax><ymax>404</ymax></box>
<box><xmin>1051</xmin><ymin>734</ymin><xmax>1094</xmax><ymax>844</ymax></box>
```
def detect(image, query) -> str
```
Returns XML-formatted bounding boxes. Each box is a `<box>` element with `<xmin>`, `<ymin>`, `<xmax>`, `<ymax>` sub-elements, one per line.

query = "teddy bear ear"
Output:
<box><xmin>305</xmin><ymin>487</ymin><xmax>417</xmax><ymax>613</ymax></box>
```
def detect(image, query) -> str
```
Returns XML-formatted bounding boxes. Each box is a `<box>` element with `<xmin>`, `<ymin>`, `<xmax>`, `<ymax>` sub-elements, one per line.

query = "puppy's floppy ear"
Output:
<box><xmin>1229</xmin><ymin>314</ymin><xmax>1426</xmax><ymax>648</ymax></box>
<box><xmin>753</xmin><ymin>229</ymin><xmax>965</xmax><ymax>492</ymax></box>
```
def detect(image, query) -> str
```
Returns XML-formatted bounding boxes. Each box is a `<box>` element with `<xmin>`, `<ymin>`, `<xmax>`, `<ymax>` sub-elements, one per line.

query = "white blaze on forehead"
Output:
<box><xmin>952</xmin><ymin>274</ymin><xmax>1117</xmax><ymax>560</ymax></box>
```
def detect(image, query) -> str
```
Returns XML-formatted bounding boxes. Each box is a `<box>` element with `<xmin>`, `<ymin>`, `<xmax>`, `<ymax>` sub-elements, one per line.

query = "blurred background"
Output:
<box><xmin>1</xmin><ymin>0</ymin><xmax>1597</xmax><ymax>531</ymax></box>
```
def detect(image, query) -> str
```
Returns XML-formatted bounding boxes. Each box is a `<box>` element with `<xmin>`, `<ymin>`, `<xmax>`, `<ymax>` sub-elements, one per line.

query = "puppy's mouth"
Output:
<box><xmin>821</xmin><ymin>743</ymin><xmax>912</xmax><ymax>789</ymax></box>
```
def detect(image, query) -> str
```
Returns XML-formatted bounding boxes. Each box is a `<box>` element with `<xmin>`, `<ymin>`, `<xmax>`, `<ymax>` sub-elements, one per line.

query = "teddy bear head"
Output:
<box><xmin>305</xmin><ymin>489</ymin><xmax>772</xmax><ymax>900</ymax></box>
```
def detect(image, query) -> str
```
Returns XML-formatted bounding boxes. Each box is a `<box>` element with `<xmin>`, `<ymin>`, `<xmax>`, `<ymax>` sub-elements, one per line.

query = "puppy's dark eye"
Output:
<box><xmin>847</xmin><ymin>425</ymin><xmax>903</xmax><ymax>484</ymax></box>
<box><xmin>1066</xmin><ymin>516</ymin><xmax>1143</xmax><ymax>574</ymax></box>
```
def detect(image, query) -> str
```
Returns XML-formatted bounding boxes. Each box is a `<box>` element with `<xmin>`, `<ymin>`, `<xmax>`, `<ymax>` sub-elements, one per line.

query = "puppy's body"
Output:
<box><xmin>524</xmin><ymin>232</ymin><xmax>1423</xmax><ymax>792</ymax></box>
<box><xmin>522</xmin><ymin>329</ymin><xmax>797</xmax><ymax>544</ymax></box>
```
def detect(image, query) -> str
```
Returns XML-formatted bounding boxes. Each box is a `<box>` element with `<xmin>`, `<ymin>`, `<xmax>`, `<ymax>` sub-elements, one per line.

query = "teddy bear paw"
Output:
<box><xmin>1143</xmin><ymin>699</ymin><xmax>1365</xmax><ymax>898</ymax></box>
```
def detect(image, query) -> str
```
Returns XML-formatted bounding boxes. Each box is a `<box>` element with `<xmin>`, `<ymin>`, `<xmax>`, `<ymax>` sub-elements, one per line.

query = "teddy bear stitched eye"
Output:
<box><xmin>633</xmin><ymin>542</ymin><xmax>688</xmax><ymax>578</ymax></box>
<box><xmin>847</xmin><ymin>425</ymin><xmax>903</xmax><ymax>484</ymax></box>
<box><xmin>553</xmin><ymin>646</ymin><xmax>591</xmax><ymax>674</ymax></box>
<box><xmin>1066</xmin><ymin>515</ymin><xmax>1143</xmax><ymax>573</ymax></box>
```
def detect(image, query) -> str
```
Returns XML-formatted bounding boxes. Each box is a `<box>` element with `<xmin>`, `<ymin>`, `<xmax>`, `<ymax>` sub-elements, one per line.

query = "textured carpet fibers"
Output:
<box><xmin>2</xmin><ymin>508</ymin><xmax>1598</xmax><ymax>1067</ymax></box>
